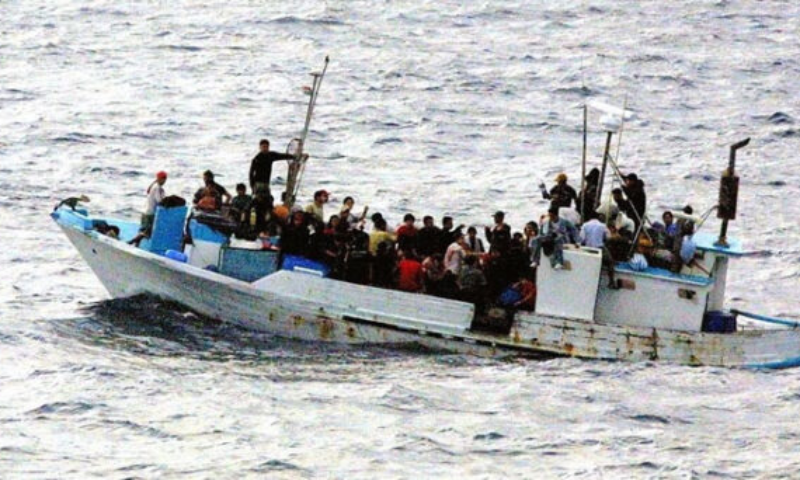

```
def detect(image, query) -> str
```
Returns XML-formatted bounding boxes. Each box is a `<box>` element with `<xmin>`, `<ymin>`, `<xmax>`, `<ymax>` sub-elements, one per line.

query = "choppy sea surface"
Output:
<box><xmin>2</xmin><ymin>1</ymin><xmax>800</xmax><ymax>478</ymax></box>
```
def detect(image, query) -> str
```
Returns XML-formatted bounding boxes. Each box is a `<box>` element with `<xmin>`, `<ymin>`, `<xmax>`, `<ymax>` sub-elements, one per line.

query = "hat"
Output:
<box><xmin>156</xmin><ymin>171</ymin><xmax>168</xmax><ymax>179</ymax></box>
<box><xmin>555</xmin><ymin>173</ymin><xmax>568</xmax><ymax>183</ymax></box>
<box><xmin>493</xmin><ymin>210</ymin><xmax>505</xmax><ymax>218</ymax></box>
<box><xmin>314</xmin><ymin>189</ymin><xmax>329</xmax><ymax>198</ymax></box>
<box><xmin>626</xmin><ymin>173</ymin><xmax>638</xmax><ymax>181</ymax></box>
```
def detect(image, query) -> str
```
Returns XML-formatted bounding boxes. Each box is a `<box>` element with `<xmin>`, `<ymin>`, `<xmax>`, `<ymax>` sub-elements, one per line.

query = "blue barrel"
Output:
<box><xmin>702</xmin><ymin>311</ymin><xmax>737</xmax><ymax>333</ymax></box>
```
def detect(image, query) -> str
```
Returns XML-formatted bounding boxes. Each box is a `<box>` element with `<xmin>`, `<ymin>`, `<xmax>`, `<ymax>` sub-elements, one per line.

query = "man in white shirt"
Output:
<box><xmin>130</xmin><ymin>171</ymin><xmax>167</xmax><ymax>245</ymax></box>
<box><xmin>444</xmin><ymin>232</ymin><xmax>468</xmax><ymax>275</ymax></box>
<box><xmin>580</xmin><ymin>213</ymin><xmax>609</xmax><ymax>249</ymax></box>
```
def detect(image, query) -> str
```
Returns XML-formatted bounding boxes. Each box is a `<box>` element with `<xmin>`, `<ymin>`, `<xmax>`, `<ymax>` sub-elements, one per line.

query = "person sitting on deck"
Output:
<box><xmin>541</xmin><ymin>173</ymin><xmax>578</xmax><ymax>210</ymax></box>
<box><xmin>396</xmin><ymin>213</ymin><xmax>418</xmax><ymax>253</ymax></box>
<box><xmin>530</xmin><ymin>206</ymin><xmax>579</xmax><ymax>270</ymax></box>
<box><xmin>129</xmin><ymin>170</ymin><xmax>168</xmax><ymax>246</ymax></box>
<box><xmin>499</xmin><ymin>278</ymin><xmax>536</xmax><ymax>311</ymax></box>
<box><xmin>230</xmin><ymin>183</ymin><xmax>252</xmax><ymax>224</ymax></box>
<box><xmin>193</xmin><ymin>170</ymin><xmax>231</xmax><ymax>208</ymax></box>
<box><xmin>670</xmin><ymin>221</ymin><xmax>697</xmax><ymax>273</ymax></box>
<box><xmin>396</xmin><ymin>250</ymin><xmax>424</xmax><ymax>293</ymax></box>
<box><xmin>304</xmin><ymin>189</ymin><xmax>329</xmax><ymax>223</ymax></box>
<box><xmin>580</xmin><ymin>212</ymin><xmax>610</xmax><ymax>249</ymax></box>
<box><xmin>195</xmin><ymin>187</ymin><xmax>219</xmax><ymax>213</ymax></box>
<box><xmin>485</xmin><ymin>211</ymin><xmax>511</xmax><ymax>252</ymax></box>
<box><xmin>417</xmin><ymin>215</ymin><xmax>442</xmax><ymax>258</ymax></box>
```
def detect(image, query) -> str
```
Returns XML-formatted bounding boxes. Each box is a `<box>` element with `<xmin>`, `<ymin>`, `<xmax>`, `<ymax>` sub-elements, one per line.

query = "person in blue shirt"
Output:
<box><xmin>531</xmin><ymin>206</ymin><xmax>579</xmax><ymax>270</ymax></box>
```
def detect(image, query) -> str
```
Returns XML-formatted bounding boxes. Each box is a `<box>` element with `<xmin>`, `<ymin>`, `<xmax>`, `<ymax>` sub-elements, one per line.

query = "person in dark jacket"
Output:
<box><xmin>417</xmin><ymin>215</ymin><xmax>442</xmax><ymax>257</ymax></box>
<box><xmin>541</xmin><ymin>173</ymin><xmax>578</xmax><ymax>209</ymax></box>
<box><xmin>577</xmin><ymin>168</ymin><xmax>601</xmax><ymax>221</ymax></box>
<box><xmin>281</xmin><ymin>211</ymin><xmax>309</xmax><ymax>256</ymax></box>
<box><xmin>249</xmin><ymin>139</ymin><xmax>305</xmax><ymax>198</ymax></box>
<box><xmin>621</xmin><ymin>173</ymin><xmax>647</xmax><ymax>231</ymax></box>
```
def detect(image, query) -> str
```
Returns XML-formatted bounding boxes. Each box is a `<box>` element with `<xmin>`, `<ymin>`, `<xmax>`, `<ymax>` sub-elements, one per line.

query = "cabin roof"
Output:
<box><xmin>693</xmin><ymin>232</ymin><xmax>745</xmax><ymax>257</ymax></box>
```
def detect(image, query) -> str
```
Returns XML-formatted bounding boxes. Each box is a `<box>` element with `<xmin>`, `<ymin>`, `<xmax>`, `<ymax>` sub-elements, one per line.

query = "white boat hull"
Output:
<box><xmin>59</xmin><ymin>222</ymin><xmax>800</xmax><ymax>368</ymax></box>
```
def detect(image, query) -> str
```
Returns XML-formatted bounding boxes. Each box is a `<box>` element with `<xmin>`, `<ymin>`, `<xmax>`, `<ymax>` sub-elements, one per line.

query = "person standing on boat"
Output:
<box><xmin>417</xmin><ymin>216</ymin><xmax>442</xmax><ymax>258</ymax></box>
<box><xmin>444</xmin><ymin>231</ymin><xmax>468</xmax><ymax>275</ymax></box>
<box><xmin>621</xmin><ymin>173</ymin><xmax>647</xmax><ymax>231</ymax></box>
<box><xmin>129</xmin><ymin>171</ymin><xmax>167</xmax><ymax>246</ymax></box>
<box><xmin>540</xmin><ymin>173</ymin><xmax>578</xmax><ymax>210</ymax></box>
<box><xmin>484</xmin><ymin>211</ymin><xmax>511</xmax><ymax>253</ymax></box>
<box><xmin>577</xmin><ymin>168</ymin><xmax>601</xmax><ymax>221</ymax></box>
<box><xmin>249</xmin><ymin>139</ymin><xmax>305</xmax><ymax>201</ymax></box>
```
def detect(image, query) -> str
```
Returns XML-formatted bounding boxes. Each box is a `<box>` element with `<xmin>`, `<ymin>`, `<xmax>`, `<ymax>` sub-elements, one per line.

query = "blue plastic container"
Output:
<box><xmin>141</xmin><ymin>206</ymin><xmax>188</xmax><ymax>255</ymax></box>
<box><xmin>702</xmin><ymin>311</ymin><xmax>737</xmax><ymax>333</ymax></box>
<box><xmin>164</xmin><ymin>249</ymin><xmax>188</xmax><ymax>263</ymax></box>
<box><xmin>281</xmin><ymin>254</ymin><xmax>331</xmax><ymax>278</ymax></box>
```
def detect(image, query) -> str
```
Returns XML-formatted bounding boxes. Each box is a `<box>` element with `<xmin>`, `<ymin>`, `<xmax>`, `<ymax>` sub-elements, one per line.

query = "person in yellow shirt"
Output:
<box><xmin>369</xmin><ymin>217</ymin><xmax>396</xmax><ymax>255</ymax></box>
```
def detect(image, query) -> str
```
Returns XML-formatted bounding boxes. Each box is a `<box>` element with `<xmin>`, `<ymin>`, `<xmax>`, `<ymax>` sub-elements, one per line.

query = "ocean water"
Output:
<box><xmin>2</xmin><ymin>0</ymin><xmax>800</xmax><ymax>478</ymax></box>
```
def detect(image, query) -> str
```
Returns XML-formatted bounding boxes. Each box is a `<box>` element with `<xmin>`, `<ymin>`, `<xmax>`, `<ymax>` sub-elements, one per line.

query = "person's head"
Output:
<box><xmin>314</xmin><ymin>190</ymin><xmax>329</xmax><ymax>205</ymax></box>
<box><xmin>493</xmin><ymin>211</ymin><xmax>505</xmax><ymax>224</ymax></box>
<box><xmin>423</xmin><ymin>215</ymin><xmax>434</xmax><ymax>227</ymax></box>
<box><xmin>683</xmin><ymin>205</ymin><xmax>694</xmax><ymax>215</ymax></box>
<box><xmin>375</xmin><ymin>218</ymin><xmax>387</xmax><ymax>231</ymax></box>
<box><xmin>625</xmin><ymin>173</ymin><xmax>638</xmax><ymax>188</ymax></box>
<box><xmin>328</xmin><ymin>214</ymin><xmax>340</xmax><ymax>228</ymax></box>
<box><xmin>403</xmin><ymin>213</ymin><xmax>415</xmax><ymax>226</ymax></box>
<box><xmin>236</xmin><ymin>183</ymin><xmax>247</xmax><ymax>195</ymax></box>
<box><xmin>259</xmin><ymin>139</ymin><xmax>270</xmax><ymax>152</ymax></box>
<box><xmin>513</xmin><ymin>232</ymin><xmax>523</xmax><ymax>242</ymax></box>
<box><xmin>586</xmin><ymin>168</ymin><xmax>600</xmax><ymax>184</ymax></box>
<box><xmin>597</xmin><ymin>213</ymin><xmax>606</xmax><ymax>224</ymax></box>
<box><xmin>454</xmin><ymin>231</ymin><xmax>465</xmax><ymax>244</ymax></box>
<box><xmin>524</xmin><ymin>221</ymin><xmax>538</xmax><ymax>236</ymax></box>
<box><xmin>343</xmin><ymin>196</ymin><xmax>354</xmax><ymax>209</ymax></box>
<box><xmin>371</xmin><ymin>212</ymin><xmax>384</xmax><ymax>223</ymax></box>
<box><xmin>612</xmin><ymin>188</ymin><xmax>623</xmax><ymax>201</ymax></box>
<box><xmin>203</xmin><ymin>170</ymin><xmax>214</xmax><ymax>186</ymax></box>
<box><xmin>555</xmin><ymin>173</ymin><xmax>568</xmax><ymax>185</ymax></box>
<box><xmin>662</xmin><ymin>211</ymin><xmax>674</xmax><ymax>225</ymax></box>
<box><xmin>682</xmin><ymin>221</ymin><xmax>695</xmax><ymax>236</ymax></box>
<box><xmin>442</xmin><ymin>216</ymin><xmax>453</xmax><ymax>230</ymax></box>
<box><xmin>156</xmin><ymin>171</ymin><xmax>168</xmax><ymax>185</ymax></box>
<box><xmin>467</xmin><ymin>226</ymin><xmax>477</xmax><ymax>237</ymax></box>
<box><xmin>548</xmin><ymin>206</ymin><xmax>560</xmax><ymax>220</ymax></box>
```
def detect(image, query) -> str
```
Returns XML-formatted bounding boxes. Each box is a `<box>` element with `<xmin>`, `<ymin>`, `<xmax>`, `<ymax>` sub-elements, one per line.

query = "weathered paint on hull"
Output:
<box><xmin>60</xmin><ymin>225</ymin><xmax>800</xmax><ymax>368</ymax></box>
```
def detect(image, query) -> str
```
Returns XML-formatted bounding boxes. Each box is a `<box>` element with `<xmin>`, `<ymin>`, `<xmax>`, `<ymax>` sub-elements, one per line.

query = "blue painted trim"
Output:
<box><xmin>732</xmin><ymin>309</ymin><xmax>800</xmax><ymax>329</ymax></box>
<box><xmin>746</xmin><ymin>356</ymin><xmax>800</xmax><ymax>370</ymax></box>
<box><xmin>693</xmin><ymin>232</ymin><xmax>745</xmax><ymax>257</ymax></box>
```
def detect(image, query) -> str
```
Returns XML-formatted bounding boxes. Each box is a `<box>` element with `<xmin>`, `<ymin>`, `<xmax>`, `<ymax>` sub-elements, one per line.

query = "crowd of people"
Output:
<box><xmin>135</xmin><ymin>139</ymin><xmax>702</xmax><ymax>313</ymax></box>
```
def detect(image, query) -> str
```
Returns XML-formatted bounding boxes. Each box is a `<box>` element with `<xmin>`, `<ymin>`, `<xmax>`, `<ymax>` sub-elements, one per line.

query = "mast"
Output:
<box><xmin>283</xmin><ymin>56</ymin><xmax>330</xmax><ymax>208</ymax></box>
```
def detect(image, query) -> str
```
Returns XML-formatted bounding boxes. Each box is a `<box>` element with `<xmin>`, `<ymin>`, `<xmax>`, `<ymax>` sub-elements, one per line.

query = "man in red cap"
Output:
<box><xmin>130</xmin><ymin>171</ymin><xmax>168</xmax><ymax>245</ymax></box>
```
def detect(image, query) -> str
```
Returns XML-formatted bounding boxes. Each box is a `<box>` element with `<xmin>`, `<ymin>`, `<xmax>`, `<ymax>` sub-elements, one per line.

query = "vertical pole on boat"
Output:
<box><xmin>580</xmin><ymin>103</ymin><xmax>588</xmax><ymax>213</ymax></box>
<box><xmin>284</xmin><ymin>55</ymin><xmax>330</xmax><ymax>208</ymax></box>
<box><xmin>594</xmin><ymin>130</ymin><xmax>613</xmax><ymax>210</ymax></box>
<box><xmin>716</xmin><ymin>137</ymin><xmax>749</xmax><ymax>247</ymax></box>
